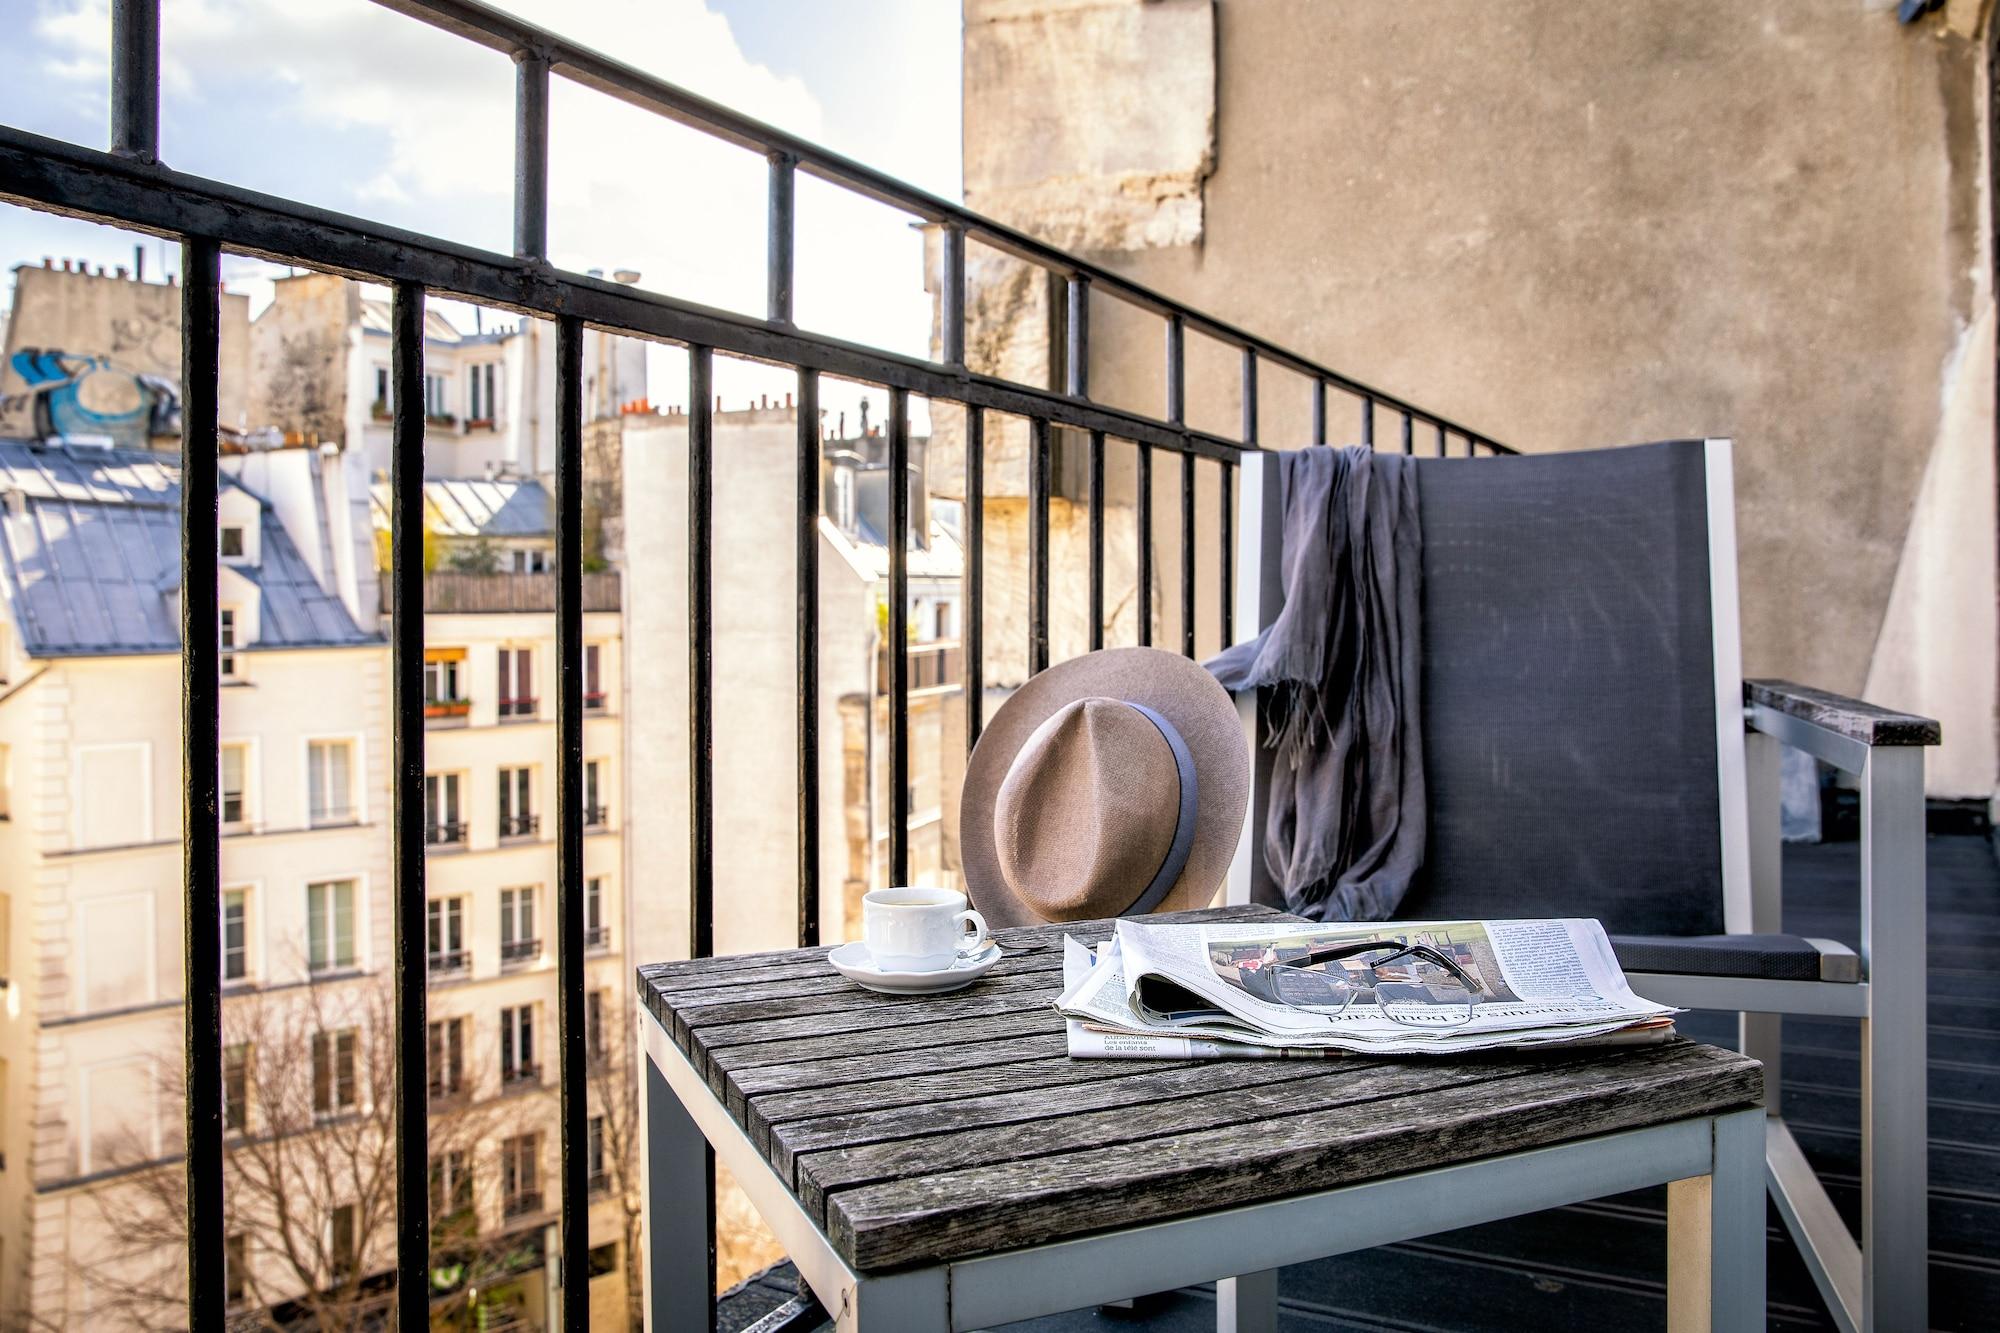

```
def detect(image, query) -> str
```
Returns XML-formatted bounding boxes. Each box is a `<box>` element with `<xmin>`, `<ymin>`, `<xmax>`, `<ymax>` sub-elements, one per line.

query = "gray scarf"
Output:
<box><xmin>1205</xmin><ymin>446</ymin><xmax>1424</xmax><ymax>920</ymax></box>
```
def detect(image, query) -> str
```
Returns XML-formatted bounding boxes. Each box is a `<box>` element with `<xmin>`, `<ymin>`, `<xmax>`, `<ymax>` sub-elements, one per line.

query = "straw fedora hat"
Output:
<box><xmin>960</xmin><ymin>647</ymin><xmax>1251</xmax><ymax>928</ymax></box>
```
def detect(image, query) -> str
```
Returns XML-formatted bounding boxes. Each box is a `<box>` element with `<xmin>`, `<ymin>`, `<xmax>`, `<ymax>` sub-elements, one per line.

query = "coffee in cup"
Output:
<box><xmin>862</xmin><ymin>886</ymin><xmax>988</xmax><ymax>972</ymax></box>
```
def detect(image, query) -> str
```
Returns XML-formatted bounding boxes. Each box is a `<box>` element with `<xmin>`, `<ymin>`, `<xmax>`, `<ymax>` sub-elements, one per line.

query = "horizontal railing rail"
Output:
<box><xmin>0</xmin><ymin>3</ymin><xmax>1515</xmax><ymax>1329</ymax></box>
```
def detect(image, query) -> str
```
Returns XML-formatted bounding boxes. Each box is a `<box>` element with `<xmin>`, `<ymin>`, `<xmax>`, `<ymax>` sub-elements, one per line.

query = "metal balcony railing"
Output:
<box><xmin>498</xmin><ymin>814</ymin><xmax>540</xmax><ymax>840</ymax></box>
<box><xmin>425</xmin><ymin>821</ymin><xmax>467</xmax><ymax>847</ymax></box>
<box><xmin>426</xmin><ymin>948</ymin><xmax>469</xmax><ymax>976</ymax></box>
<box><xmin>500</xmin><ymin>938</ymin><xmax>541</xmax><ymax>967</ymax></box>
<box><xmin>0</xmin><ymin>2</ymin><xmax>1511</xmax><ymax>1327</ymax></box>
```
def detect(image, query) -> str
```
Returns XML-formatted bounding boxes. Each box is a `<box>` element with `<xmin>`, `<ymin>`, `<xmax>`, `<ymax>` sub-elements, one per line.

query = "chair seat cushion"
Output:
<box><xmin>1610</xmin><ymin>933</ymin><xmax>1845</xmax><ymax>982</ymax></box>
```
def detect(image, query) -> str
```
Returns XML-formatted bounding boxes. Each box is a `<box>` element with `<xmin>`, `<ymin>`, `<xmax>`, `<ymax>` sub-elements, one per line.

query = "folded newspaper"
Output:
<box><xmin>1056</xmin><ymin>918</ymin><xmax>1678</xmax><ymax>1058</ymax></box>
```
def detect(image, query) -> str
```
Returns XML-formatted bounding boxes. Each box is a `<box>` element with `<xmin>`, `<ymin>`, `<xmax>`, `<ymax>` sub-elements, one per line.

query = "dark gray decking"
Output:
<box><xmin>717</xmin><ymin>834</ymin><xmax>1999</xmax><ymax>1332</ymax></box>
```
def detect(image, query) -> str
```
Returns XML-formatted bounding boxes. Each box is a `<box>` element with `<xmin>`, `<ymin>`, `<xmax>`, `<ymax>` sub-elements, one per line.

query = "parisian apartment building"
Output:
<box><xmin>0</xmin><ymin>260</ymin><xmax>643</xmax><ymax>1329</ymax></box>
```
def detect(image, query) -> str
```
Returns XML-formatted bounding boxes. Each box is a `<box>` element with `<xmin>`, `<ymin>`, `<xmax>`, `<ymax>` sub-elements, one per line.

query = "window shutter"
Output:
<box><xmin>307</xmin><ymin>882</ymin><xmax>327</xmax><ymax>971</ymax></box>
<box><xmin>334</xmin><ymin>882</ymin><xmax>354</xmax><ymax>967</ymax></box>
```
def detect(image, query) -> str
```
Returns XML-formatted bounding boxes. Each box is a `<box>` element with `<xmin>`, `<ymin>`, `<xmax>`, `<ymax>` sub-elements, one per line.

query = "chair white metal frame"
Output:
<box><xmin>1227</xmin><ymin>438</ymin><xmax>1937</xmax><ymax>1333</ymax></box>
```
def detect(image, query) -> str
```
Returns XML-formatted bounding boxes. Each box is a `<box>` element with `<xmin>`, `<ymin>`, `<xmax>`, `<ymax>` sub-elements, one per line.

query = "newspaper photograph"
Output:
<box><xmin>1055</xmin><ymin>917</ymin><xmax>1677</xmax><ymax>1057</ymax></box>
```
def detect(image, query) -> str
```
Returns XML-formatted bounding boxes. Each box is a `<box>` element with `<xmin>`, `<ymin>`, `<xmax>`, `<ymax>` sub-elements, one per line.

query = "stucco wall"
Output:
<box><xmin>963</xmin><ymin>0</ymin><xmax>1997</xmax><ymax>797</ymax></box>
<box><xmin>1</xmin><ymin>264</ymin><xmax>251</xmax><ymax>438</ymax></box>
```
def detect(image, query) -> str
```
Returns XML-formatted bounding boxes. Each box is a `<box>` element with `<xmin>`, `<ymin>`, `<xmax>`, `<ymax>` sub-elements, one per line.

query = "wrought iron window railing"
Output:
<box><xmin>0</xmin><ymin>1</ymin><xmax>1510</xmax><ymax>1327</ymax></box>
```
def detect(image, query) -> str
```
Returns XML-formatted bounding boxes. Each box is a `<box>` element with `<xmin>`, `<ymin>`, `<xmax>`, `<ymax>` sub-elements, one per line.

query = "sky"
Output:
<box><xmin>0</xmin><ymin>0</ymin><xmax>964</xmax><ymax>427</ymax></box>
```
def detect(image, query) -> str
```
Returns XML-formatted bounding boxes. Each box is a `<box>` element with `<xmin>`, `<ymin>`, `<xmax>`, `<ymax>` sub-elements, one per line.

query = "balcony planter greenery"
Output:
<box><xmin>424</xmin><ymin>698</ymin><xmax>472</xmax><ymax>719</ymax></box>
<box><xmin>370</xmin><ymin>399</ymin><xmax>391</xmax><ymax>421</ymax></box>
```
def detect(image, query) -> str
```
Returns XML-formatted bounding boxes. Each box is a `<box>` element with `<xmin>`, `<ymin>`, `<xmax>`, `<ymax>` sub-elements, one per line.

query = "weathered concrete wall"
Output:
<box><xmin>964</xmin><ymin>0</ymin><xmax>1997</xmax><ymax>797</ymax></box>
<box><xmin>249</xmin><ymin>271</ymin><xmax>355</xmax><ymax>443</ymax></box>
<box><xmin>1</xmin><ymin>263</ymin><xmax>251</xmax><ymax>439</ymax></box>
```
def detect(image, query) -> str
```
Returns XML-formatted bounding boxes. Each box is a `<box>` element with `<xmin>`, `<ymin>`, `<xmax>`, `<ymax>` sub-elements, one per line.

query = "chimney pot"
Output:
<box><xmin>41</xmin><ymin>257</ymin><xmax>51</xmax><ymax>268</ymax></box>
<box><xmin>785</xmin><ymin>392</ymin><xmax>793</xmax><ymax>408</ymax></box>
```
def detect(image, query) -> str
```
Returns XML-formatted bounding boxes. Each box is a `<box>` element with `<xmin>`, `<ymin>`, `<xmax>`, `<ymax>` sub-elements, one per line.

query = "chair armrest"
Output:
<box><xmin>1745</xmin><ymin>679</ymin><xmax>1938</xmax><ymax>772</ymax></box>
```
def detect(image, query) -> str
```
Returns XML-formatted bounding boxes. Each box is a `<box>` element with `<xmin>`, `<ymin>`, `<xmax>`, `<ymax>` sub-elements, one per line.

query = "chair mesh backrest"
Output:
<box><xmin>1392</xmin><ymin>439</ymin><xmax>1727</xmax><ymax>935</ymax></box>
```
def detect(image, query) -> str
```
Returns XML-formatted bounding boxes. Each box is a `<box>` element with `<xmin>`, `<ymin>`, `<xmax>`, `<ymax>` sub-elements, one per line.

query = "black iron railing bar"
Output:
<box><xmin>796</xmin><ymin>367</ymin><xmax>821</xmax><ymax>947</ymax></box>
<box><xmin>688</xmin><ymin>347</ymin><xmax>716</xmax><ymax>959</ymax></box>
<box><xmin>964</xmin><ymin>408</ymin><xmax>985</xmax><ymax>752</ymax></box>
<box><xmin>768</xmin><ymin>151</ymin><xmax>795</xmax><ymax>325</ymax></box>
<box><xmin>1360</xmin><ymin>394</ymin><xmax>1374</xmax><ymax>449</ymax></box>
<box><xmin>389</xmin><ymin>280</ymin><xmax>431</xmax><ymax>1331</ymax></box>
<box><xmin>1311</xmin><ymin>378</ymin><xmax>1327</xmax><ymax>446</ymax></box>
<box><xmin>1136</xmin><ymin>442</ymin><xmax>1153</xmax><ymax>647</ymax></box>
<box><xmin>179</xmin><ymin>233</ymin><xmax>224</xmax><ymax>1333</ymax></box>
<box><xmin>1179</xmin><ymin>451</ymin><xmax>1196</xmax><ymax>659</ymax></box>
<box><xmin>513</xmin><ymin>48</ymin><xmax>549</xmax><ymax>260</ymax></box>
<box><xmin>1028</xmin><ymin>416</ymin><xmax>1051</xmax><ymax>676</ymax></box>
<box><xmin>109</xmin><ymin>0</ymin><xmax>158</xmax><ymax>161</ymax></box>
<box><xmin>1087</xmin><ymin>430</ymin><xmax>1105</xmax><ymax>652</ymax></box>
<box><xmin>360</xmin><ymin>0</ymin><xmax>1510</xmax><ymax>449</ymax></box>
<box><xmin>888</xmin><ymin>386</ymin><xmax>911</xmax><ymax>884</ymax></box>
<box><xmin>553</xmin><ymin>314</ymin><xmax>589</xmax><ymax>1330</ymax></box>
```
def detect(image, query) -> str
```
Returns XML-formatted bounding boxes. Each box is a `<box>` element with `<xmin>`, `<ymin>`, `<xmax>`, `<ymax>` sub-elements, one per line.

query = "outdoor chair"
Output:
<box><xmin>1227</xmin><ymin>437</ymin><xmax>1938</xmax><ymax>1333</ymax></box>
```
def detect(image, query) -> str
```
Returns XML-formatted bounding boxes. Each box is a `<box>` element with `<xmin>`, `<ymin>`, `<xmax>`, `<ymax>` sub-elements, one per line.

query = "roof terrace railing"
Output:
<box><xmin>0</xmin><ymin>1</ymin><xmax>1511</xmax><ymax>1328</ymax></box>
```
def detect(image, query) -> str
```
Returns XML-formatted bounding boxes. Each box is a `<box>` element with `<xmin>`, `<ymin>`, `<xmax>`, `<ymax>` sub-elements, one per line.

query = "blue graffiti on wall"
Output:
<box><xmin>3</xmin><ymin>349</ymin><xmax>181</xmax><ymax>448</ymax></box>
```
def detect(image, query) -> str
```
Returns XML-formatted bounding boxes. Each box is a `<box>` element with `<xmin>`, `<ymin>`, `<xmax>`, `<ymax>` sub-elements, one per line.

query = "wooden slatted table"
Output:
<box><xmin>638</xmin><ymin>905</ymin><xmax>1766</xmax><ymax>1332</ymax></box>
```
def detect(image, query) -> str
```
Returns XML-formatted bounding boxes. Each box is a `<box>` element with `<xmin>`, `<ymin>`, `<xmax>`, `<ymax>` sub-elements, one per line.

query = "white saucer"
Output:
<box><xmin>828</xmin><ymin>941</ymin><xmax>1003</xmax><ymax>994</ymax></box>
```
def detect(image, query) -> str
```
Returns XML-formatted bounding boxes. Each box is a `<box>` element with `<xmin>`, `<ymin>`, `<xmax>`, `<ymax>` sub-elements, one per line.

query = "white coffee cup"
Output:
<box><xmin>862</xmin><ymin>887</ymin><xmax>988</xmax><ymax>972</ymax></box>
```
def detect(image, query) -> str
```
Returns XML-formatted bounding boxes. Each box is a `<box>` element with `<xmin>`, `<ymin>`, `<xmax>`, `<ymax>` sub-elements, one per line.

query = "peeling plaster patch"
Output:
<box><xmin>964</xmin><ymin>0</ymin><xmax>1216</xmax><ymax>254</ymax></box>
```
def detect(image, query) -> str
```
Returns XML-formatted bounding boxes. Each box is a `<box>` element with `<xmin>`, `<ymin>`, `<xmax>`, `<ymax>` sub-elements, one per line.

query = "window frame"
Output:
<box><xmin>312</xmin><ymin>1028</ymin><xmax>359</xmax><ymax>1117</ymax></box>
<box><xmin>306</xmin><ymin>878</ymin><xmax>358</xmax><ymax>974</ymax></box>
<box><xmin>221</xmin><ymin>885</ymin><xmax>251</xmax><ymax>983</ymax></box>
<box><xmin>304</xmin><ymin>736</ymin><xmax>362</xmax><ymax>827</ymax></box>
<box><xmin>500</xmin><ymin>1002</ymin><xmax>536</xmax><ymax>1084</ymax></box>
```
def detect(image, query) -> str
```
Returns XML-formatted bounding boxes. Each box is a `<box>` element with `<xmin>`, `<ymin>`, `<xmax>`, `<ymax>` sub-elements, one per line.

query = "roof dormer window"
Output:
<box><xmin>220</xmin><ymin>526</ymin><xmax>246</xmax><ymax>561</ymax></box>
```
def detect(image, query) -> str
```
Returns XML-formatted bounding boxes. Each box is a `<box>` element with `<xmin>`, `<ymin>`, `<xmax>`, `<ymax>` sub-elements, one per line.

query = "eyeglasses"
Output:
<box><xmin>1240</xmin><ymin>939</ymin><xmax>1483</xmax><ymax>1029</ymax></box>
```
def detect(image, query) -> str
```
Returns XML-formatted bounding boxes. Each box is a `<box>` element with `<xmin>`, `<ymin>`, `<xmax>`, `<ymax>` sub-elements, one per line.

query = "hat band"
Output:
<box><xmin>1119</xmin><ymin>702</ymin><xmax>1199</xmax><ymax>916</ymax></box>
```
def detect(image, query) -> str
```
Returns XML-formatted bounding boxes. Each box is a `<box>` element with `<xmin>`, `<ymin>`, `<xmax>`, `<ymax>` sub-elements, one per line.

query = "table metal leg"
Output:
<box><xmin>1216</xmin><ymin>1268</ymin><xmax>1278</xmax><ymax>1333</ymax></box>
<box><xmin>1668</xmin><ymin>1108</ymin><xmax>1766</xmax><ymax>1333</ymax></box>
<box><xmin>646</xmin><ymin>1047</ymin><xmax>717</xmax><ymax>1332</ymax></box>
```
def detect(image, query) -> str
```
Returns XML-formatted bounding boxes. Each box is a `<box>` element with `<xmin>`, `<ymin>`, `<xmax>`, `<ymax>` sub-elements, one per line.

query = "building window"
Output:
<box><xmin>374</xmin><ymin>366</ymin><xmax>389</xmax><ymax>410</ymax></box>
<box><xmin>430</xmin><ymin>1149</ymin><xmax>474</xmax><ymax>1228</ymax></box>
<box><xmin>330</xmin><ymin>1202</ymin><xmax>357</xmax><ymax>1279</ymax></box>
<box><xmin>585</xmin><ymin>877</ymin><xmax>607</xmax><ymax>951</ymax></box>
<box><xmin>467</xmin><ymin>363</ymin><xmax>498</xmax><ymax>423</ymax></box>
<box><xmin>312</xmin><ymin>1029</ymin><xmax>358</xmax><ymax>1117</ymax></box>
<box><xmin>306</xmin><ymin>879</ymin><xmax>356</xmax><ymax>973</ymax></box>
<box><xmin>509</xmin><ymin>548</ymin><xmax>549</xmax><ymax>574</ymax></box>
<box><xmin>224</xmin><ymin>1042</ymin><xmax>251</xmax><ymax>1134</ymax></box>
<box><xmin>424</xmin><ymin>773</ymin><xmax>463</xmax><ymax>846</ymax></box>
<box><xmin>497</xmin><ymin>647</ymin><xmax>534</xmax><ymax>718</ymax></box>
<box><xmin>500</xmin><ymin>887</ymin><xmax>538</xmax><ymax>966</ymax></box>
<box><xmin>500</xmin><ymin>1004</ymin><xmax>536</xmax><ymax>1087</ymax></box>
<box><xmin>424</xmin><ymin>373</ymin><xmax>448</xmax><ymax>420</ymax></box>
<box><xmin>587</xmin><ymin>1115</ymin><xmax>608</xmax><ymax>1193</ymax></box>
<box><xmin>225</xmin><ymin>1233</ymin><xmax>247</xmax><ymax>1306</ymax></box>
<box><xmin>306</xmin><ymin>740</ymin><xmax>355</xmax><ymax>826</ymax></box>
<box><xmin>584</xmin><ymin>759</ymin><xmax>606</xmax><ymax>828</ymax></box>
<box><xmin>427</xmin><ymin>1016</ymin><xmax>464</xmax><ymax>1100</ymax></box>
<box><xmin>222</xmin><ymin>887</ymin><xmax>249</xmax><ymax>982</ymax></box>
<box><xmin>424</xmin><ymin>650</ymin><xmax>467</xmax><ymax>718</ymax></box>
<box><xmin>584</xmin><ymin>643</ymin><xmax>604</xmax><ymax>710</ymax></box>
<box><xmin>501</xmin><ymin>1132</ymin><xmax>541</xmax><ymax>1217</ymax></box>
<box><xmin>220</xmin><ymin>527</ymin><xmax>245</xmax><ymax>560</ymax></box>
<box><xmin>218</xmin><ymin>607</ymin><xmax>238</xmax><ymax>678</ymax></box>
<box><xmin>498</xmin><ymin>766</ymin><xmax>535</xmax><ymax>838</ymax></box>
<box><xmin>426</xmin><ymin>897</ymin><xmax>465</xmax><ymax>975</ymax></box>
<box><xmin>220</xmin><ymin>744</ymin><xmax>248</xmax><ymax>828</ymax></box>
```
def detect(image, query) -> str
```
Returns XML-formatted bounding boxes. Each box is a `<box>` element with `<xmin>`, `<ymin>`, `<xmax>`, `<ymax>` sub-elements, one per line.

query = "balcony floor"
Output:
<box><xmin>718</xmin><ymin>833</ymin><xmax>2000</xmax><ymax>1332</ymax></box>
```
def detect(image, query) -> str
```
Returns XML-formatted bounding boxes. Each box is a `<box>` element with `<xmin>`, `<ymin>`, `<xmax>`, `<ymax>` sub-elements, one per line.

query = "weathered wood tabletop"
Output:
<box><xmin>637</xmin><ymin>905</ymin><xmax>1763</xmax><ymax>1274</ymax></box>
